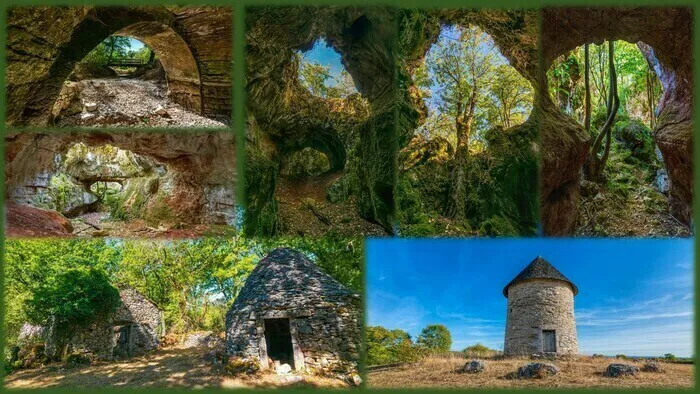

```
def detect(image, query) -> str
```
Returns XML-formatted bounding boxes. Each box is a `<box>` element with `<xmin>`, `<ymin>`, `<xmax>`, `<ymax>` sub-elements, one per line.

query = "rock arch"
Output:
<box><xmin>5</xmin><ymin>131</ymin><xmax>237</xmax><ymax>227</ymax></box>
<box><xmin>244</xmin><ymin>7</ymin><xmax>397</xmax><ymax>235</ymax></box>
<box><xmin>6</xmin><ymin>6</ymin><xmax>231</xmax><ymax>126</ymax></box>
<box><xmin>540</xmin><ymin>7</ymin><xmax>693</xmax><ymax>235</ymax></box>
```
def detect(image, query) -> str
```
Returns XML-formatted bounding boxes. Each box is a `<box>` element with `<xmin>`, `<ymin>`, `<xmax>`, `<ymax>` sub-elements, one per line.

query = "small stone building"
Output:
<box><xmin>503</xmin><ymin>256</ymin><xmax>578</xmax><ymax>356</ymax></box>
<box><xmin>225</xmin><ymin>248</ymin><xmax>361</xmax><ymax>373</ymax></box>
<box><xmin>45</xmin><ymin>287</ymin><xmax>164</xmax><ymax>360</ymax></box>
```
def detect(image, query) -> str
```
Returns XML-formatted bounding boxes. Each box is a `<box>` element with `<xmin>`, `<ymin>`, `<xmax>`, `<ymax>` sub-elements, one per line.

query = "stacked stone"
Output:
<box><xmin>225</xmin><ymin>248</ymin><xmax>361</xmax><ymax>374</ymax></box>
<box><xmin>45</xmin><ymin>287</ymin><xmax>164</xmax><ymax>361</ymax></box>
<box><xmin>504</xmin><ymin>257</ymin><xmax>578</xmax><ymax>356</ymax></box>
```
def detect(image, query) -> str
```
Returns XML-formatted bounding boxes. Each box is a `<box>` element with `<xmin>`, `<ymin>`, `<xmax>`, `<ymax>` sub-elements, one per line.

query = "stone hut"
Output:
<box><xmin>45</xmin><ymin>287</ymin><xmax>164</xmax><ymax>360</ymax></box>
<box><xmin>225</xmin><ymin>248</ymin><xmax>361</xmax><ymax>373</ymax></box>
<box><xmin>503</xmin><ymin>256</ymin><xmax>578</xmax><ymax>356</ymax></box>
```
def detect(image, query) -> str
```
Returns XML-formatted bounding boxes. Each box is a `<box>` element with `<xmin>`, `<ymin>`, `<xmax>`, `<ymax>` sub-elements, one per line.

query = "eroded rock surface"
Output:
<box><xmin>541</xmin><ymin>7</ymin><xmax>693</xmax><ymax>234</ymax></box>
<box><xmin>6</xmin><ymin>6</ymin><xmax>231</xmax><ymax>126</ymax></box>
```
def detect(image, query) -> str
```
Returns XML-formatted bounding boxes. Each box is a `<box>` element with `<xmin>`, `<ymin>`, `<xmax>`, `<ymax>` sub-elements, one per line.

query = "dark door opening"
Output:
<box><xmin>542</xmin><ymin>330</ymin><xmax>556</xmax><ymax>353</ymax></box>
<box><xmin>113</xmin><ymin>325</ymin><xmax>133</xmax><ymax>358</ymax></box>
<box><xmin>264</xmin><ymin>318</ymin><xmax>295</xmax><ymax>369</ymax></box>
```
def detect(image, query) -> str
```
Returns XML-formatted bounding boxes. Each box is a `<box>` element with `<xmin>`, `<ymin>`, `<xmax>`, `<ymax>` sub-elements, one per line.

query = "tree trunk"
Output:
<box><xmin>107</xmin><ymin>37</ymin><xmax>116</xmax><ymax>64</ymax></box>
<box><xmin>445</xmin><ymin>89</ymin><xmax>476</xmax><ymax>221</ymax></box>
<box><xmin>584</xmin><ymin>43</ymin><xmax>591</xmax><ymax>133</ymax></box>
<box><xmin>584</xmin><ymin>41</ymin><xmax>620</xmax><ymax>182</ymax></box>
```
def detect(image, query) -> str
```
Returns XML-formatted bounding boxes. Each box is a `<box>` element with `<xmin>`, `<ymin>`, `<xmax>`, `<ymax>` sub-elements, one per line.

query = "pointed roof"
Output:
<box><xmin>503</xmin><ymin>256</ymin><xmax>578</xmax><ymax>297</ymax></box>
<box><xmin>230</xmin><ymin>247</ymin><xmax>358</xmax><ymax>310</ymax></box>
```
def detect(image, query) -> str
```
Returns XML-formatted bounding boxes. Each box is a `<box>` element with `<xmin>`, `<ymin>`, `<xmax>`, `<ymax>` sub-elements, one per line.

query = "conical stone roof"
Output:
<box><xmin>503</xmin><ymin>256</ymin><xmax>578</xmax><ymax>297</ymax></box>
<box><xmin>229</xmin><ymin>247</ymin><xmax>358</xmax><ymax>313</ymax></box>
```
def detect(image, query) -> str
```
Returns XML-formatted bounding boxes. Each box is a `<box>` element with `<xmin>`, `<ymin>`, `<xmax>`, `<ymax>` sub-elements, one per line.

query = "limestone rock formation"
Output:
<box><xmin>541</xmin><ymin>7</ymin><xmax>693</xmax><ymax>234</ymax></box>
<box><xmin>5</xmin><ymin>131</ymin><xmax>237</xmax><ymax>230</ymax></box>
<box><xmin>225</xmin><ymin>248</ymin><xmax>361</xmax><ymax>375</ymax></box>
<box><xmin>6</xmin><ymin>6</ymin><xmax>231</xmax><ymax>126</ymax></box>
<box><xmin>243</xmin><ymin>7</ymin><xmax>397</xmax><ymax>235</ymax></box>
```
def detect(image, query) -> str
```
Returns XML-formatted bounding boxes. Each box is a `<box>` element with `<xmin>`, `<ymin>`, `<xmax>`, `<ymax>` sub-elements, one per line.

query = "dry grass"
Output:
<box><xmin>368</xmin><ymin>356</ymin><xmax>694</xmax><ymax>389</ymax></box>
<box><xmin>4</xmin><ymin>347</ymin><xmax>350</xmax><ymax>389</ymax></box>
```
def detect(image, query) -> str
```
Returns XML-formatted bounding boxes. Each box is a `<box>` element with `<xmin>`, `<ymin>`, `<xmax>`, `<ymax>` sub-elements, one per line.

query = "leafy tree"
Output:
<box><xmin>416</xmin><ymin>324</ymin><xmax>452</xmax><ymax>353</ymax></box>
<box><xmin>584</xmin><ymin>40</ymin><xmax>620</xmax><ymax>182</ymax></box>
<box><xmin>463</xmin><ymin>343</ymin><xmax>492</xmax><ymax>354</ymax></box>
<box><xmin>26</xmin><ymin>267</ymin><xmax>121</xmax><ymax>358</ymax></box>
<box><xmin>366</xmin><ymin>326</ymin><xmax>421</xmax><ymax>365</ymax></box>
<box><xmin>664</xmin><ymin>353</ymin><xmax>677</xmax><ymax>361</ymax></box>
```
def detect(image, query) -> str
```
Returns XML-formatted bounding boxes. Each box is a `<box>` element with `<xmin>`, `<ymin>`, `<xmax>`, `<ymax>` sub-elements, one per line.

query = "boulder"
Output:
<box><xmin>460</xmin><ymin>360</ymin><xmax>486</xmax><ymax>374</ymax></box>
<box><xmin>155</xmin><ymin>105</ymin><xmax>169</xmax><ymax>117</ymax></box>
<box><xmin>350</xmin><ymin>373</ymin><xmax>362</xmax><ymax>386</ymax></box>
<box><xmin>641</xmin><ymin>361</ymin><xmax>661</xmax><ymax>373</ymax></box>
<box><xmin>84</xmin><ymin>102</ymin><xmax>98</xmax><ymax>112</ymax></box>
<box><xmin>517</xmin><ymin>362</ymin><xmax>560</xmax><ymax>379</ymax></box>
<box><xmin>604</xmin><ymin>363</ymin><xmax>639</xmax><ymax>377</ymax></box>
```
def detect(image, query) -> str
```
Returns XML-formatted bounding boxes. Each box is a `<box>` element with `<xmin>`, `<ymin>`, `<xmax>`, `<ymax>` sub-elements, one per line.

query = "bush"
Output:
<box><xmin>224</xmin><ymin>357</ymin><xmax>261</xmax><ymax>376</ymax></box>
<box><xmin>64</xmin><ymin>352</ymin><xmax>92</xmax><ymax>366</ymax></box>
<box><xmin>664</xmin><ymin>353</ymin><xmax>677</xmax><ymax>361</ymax></box>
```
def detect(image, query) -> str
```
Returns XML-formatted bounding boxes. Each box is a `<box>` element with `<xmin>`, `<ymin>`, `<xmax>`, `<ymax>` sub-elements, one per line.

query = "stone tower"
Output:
<box><xmin>503</xmin><ymin>256</ymin><xmax>578</xmax><ymax>356</ymax></box>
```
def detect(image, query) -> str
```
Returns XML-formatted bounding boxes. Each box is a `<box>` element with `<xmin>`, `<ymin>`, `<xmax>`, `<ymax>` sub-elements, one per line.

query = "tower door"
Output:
<box><xmin>542</xmin><ymin>330</ymin><xmax>556</xmax><ymax>353</ymax></box>
<box><xmin>263</xmin><ymin>318</ymin><xmax>295</xmax><ymax>369</ymax></box>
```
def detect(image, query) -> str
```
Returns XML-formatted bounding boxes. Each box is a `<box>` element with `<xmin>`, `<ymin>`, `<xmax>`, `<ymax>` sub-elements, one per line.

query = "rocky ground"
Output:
<box><xmin>5</xmin><ymin>204</ymin><xmax>234</xmax><ymax>239</ymax></box>
<box><xmin>275</xmin><ymin>172</ymin><xmax>388</xmax><ymax>237</ymax></box>
<box><xmin>368</xmin><ymin>356</ymin><xmax>693</xmax><ymax>389</ymax></box>
<box><xmin>575</xmin><ymin>168</ymin><xmax>692</xmax><ymax>237</ymax></box>
<box><xmin>54</xmin><ymin>79</ymin><xmax>228</xmax><ymax>128</ymax></box>
<box><xmin>69</xmin><ymin>211</ymin><xmax>236</xmax><ymax>239</ymax></box>
<box><xmin>4</xmin><ymin>347</ymin><xmax>349</xmax><ymax>389</ymax></box>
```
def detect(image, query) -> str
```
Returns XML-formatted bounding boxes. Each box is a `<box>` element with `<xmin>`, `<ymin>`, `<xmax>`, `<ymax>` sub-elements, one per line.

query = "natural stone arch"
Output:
<box><xmin>244</xmin><ymin>7</ymin><xmax>397</xmax><ymax>235</ymax></box>
<box><xmin>396</xmin><ymin>9</ymin><xmax>540</xmax><ymax>232</ymax></box>
<box><xmin>5</xmin><ymin>131</ymin><xmax>237</xmax><ymax>227</ymax></box>
<box><xmin>540</xmin><ymin>7</ymin><xmax>693</xmax><ymax>235</ymax></box>
<box><xmin>6</xmin><ymin>6</ymin><xmax>231</xmax><ymax>126</ymax></box>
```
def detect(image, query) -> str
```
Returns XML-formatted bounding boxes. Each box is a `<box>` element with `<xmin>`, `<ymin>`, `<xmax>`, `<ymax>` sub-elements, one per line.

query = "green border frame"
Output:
<box><xmin>1</xmin><ymin>1</ymin><xmax>698</xmax><ymax>393</ymax></box>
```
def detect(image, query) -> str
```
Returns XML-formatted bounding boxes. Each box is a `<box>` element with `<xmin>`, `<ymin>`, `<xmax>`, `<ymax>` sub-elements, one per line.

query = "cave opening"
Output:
<box><xmin>546</xmin><ymin>39</ymin><xmax>690</xmax><ymax>237</ymax></box>
<box><xmin>48</xmin><ymin>21</ymin><xmax>225</xmax><ymax>128</ymax></box>
<box><xmin>11</xmin><ymin>142</ymin><xmax>174</xmax><ymax>237</ymax></box>
<box><xmin>398</xmin><ymin>23</ymin><xmax>536</xmax><ymax>237</ymax></box>
<box><xmin>295</xmin><ymin>38</ymin><xmax>361</xmax><ymax>101</ymax></box>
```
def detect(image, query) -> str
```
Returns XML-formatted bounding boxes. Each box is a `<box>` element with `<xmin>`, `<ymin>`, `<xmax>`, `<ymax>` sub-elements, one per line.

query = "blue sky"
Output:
<box><xmin>298</xmin><ymin>38</ymin><xmax>345</xmax><ymax>86</ymax></box>
<box><xmin>366</xmin><ymin>238</ymin><xmax>694</xmax><ymax>358</ymax></box>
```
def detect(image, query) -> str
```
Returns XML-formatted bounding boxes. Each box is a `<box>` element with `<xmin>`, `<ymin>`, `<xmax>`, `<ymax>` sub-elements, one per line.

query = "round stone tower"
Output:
<box><xmin>503</xmin><ymin>256</ymin><xmax>578</xmax><ymax>356</ymax></box>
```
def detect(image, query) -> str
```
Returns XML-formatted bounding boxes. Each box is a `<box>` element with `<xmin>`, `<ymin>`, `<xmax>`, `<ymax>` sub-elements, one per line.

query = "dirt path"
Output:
<box><xmin>70</xmin><ymin>211</ymin><xmax>235</xmax><ymax>239</ymax></box>
<box><xmin>275</xmin><ymin>173</ymin><xmax>388</xmax><ymax>237</ymax></box>
<box><xmin>55</xmin><ymin>79</ymin><xmax>227</xmax><ymax>128</ymax></box>
<box><xmin>368</xmin><ymin>357</ymin><xmax>693</xmax><ymax>389</ymax></box>
<box><xmin>4</xmin><ymin>347</ymin><xmax>349</xmax><ymax>389</ymax></box>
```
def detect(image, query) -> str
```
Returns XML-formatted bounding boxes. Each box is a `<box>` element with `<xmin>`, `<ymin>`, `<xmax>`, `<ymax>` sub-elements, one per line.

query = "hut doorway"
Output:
<box><xmin>264</xmin><ymin>318</ymin><xmax>295</xmax><ymax>369</ymax></box>
<box><xmin>113</xmin><ymin>324</ymin><xmax>134</xmax><ymax>358</ymax></box>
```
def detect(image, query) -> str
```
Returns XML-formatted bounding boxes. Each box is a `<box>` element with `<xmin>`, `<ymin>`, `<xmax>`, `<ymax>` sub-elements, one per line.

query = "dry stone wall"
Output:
<box><xmin>226</xmin><ymin>248</ymin><xmax>361</xmax><ymax>374</ymax></box>
<box><xmin>45</xmin><ymin>288</ymin><xmax>164</xmax><ymax>361</ymax></box>
<box><xmin>504</xmin><ymin>280</ymin><xmax>578</xmax><ymax>356</ymax></box>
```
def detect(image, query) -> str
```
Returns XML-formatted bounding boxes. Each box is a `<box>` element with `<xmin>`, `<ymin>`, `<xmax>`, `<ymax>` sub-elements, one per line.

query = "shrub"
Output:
<box><xmin>224</xmin><ymin>357</ymin><xmax>261</xmax><ymax>376</ymax></box>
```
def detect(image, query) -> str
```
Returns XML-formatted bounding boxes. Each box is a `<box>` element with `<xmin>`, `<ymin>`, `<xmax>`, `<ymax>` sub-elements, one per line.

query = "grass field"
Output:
<box><xmin>367</xmin><ymin>356</ymin><xmax>694</xmax><ymax>389</ymax></box>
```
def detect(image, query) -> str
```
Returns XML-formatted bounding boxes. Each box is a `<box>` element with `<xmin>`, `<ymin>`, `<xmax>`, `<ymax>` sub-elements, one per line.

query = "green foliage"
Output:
<box><xmin>548</xmin><ymin>40</ymin><xmax>662</xmax><ymax>129</ymax></box>
<box><xmin>664</xmin><ymin>353</ymin><xmax>677</xmax><ymax>361</ymax></box>
<box><xmin>224</xmin><ymin>357</ymin><xmax>261</xmax><ymax>376</ymax></box>
<box><xmin>366</xmin><ymin>326</ymin><xmax>422</xmax><ymax>365</ymax></box>
<box><xmin>26</xmin><ymin>268</ymin><xmax>121</xmax><ymax>336</ymax></box>
<box><xmin>463</xmin><ymin>343</ymin><xmax>492</xmax><ymax>354</ymax></box>
<box><xmin>281</xmin><ymin>147</ymin><xmax>331</xmax><ymax>178</ymax></box>
<box><xmin>416</xmin><ymin>324</ymin><xmax>452</xmax><ymax>353</ymax></box>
